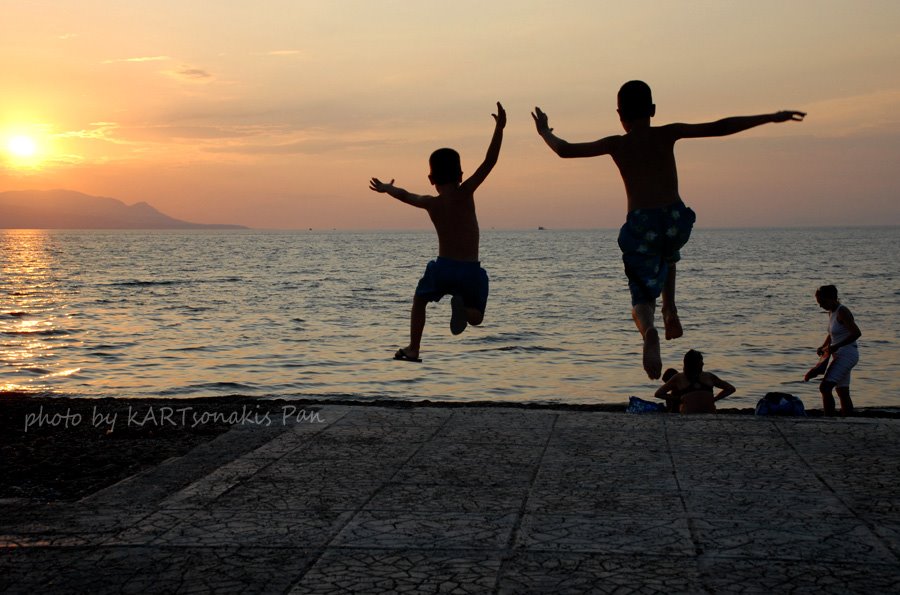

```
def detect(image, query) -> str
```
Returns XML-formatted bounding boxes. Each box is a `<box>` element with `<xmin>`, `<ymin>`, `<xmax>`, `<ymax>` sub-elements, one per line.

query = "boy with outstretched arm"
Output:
<box><xmin>533</xmin><ymin>81</ymin><xmax>804</xmax><ymax>379</ymax></box>
<box><xmin>370</xmin><ymin>102</ymin><xmax>506</xmax><ymax>362</ymax></box>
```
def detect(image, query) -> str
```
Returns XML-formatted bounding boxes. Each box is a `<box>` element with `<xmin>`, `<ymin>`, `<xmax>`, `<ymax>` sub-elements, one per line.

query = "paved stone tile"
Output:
<box><xmin>533</xmin><ymin>462</ymin><xmax>679</xmax><ymax>492</ymax></box>
<box><xmin>548</xmin><ymin>426</ymin><xmax>666</xmax><ymax>449</ymax></box>
<box><xmin>332</xmin><ymin>511</ymin><xmax>517</xmax><ymax>550</ymax></box>
<box><xmin>290</xmin><ymin>549</ymin><xmax>502</xmax><ymax>594</ymax></box>
<box><xmin>497</xmin><ymin>552</ymin><xmax>702</xmax><ymax>594</ymax></box>
<box><xmin>691</xmin><ymin>517</ymin><xmax>896</xmax><ymax>563</ymax></box>
<box><xmin>516</xmin><ymin>514</ymin><xmax>694</xmax><ymax>555</ymax></box>
<box><xmin>110</xmin><ymin>509</ymin><xmax>352</xmax><ymax>548</ymax></box>
<box><xmin>442</xmin><ymin>409</ymin><xmax>557</xmax><ymax>429</ymax></box>
<box><xmin>698</xmin><ymin>558</ymin><xmax>900</xmax><ymax>594</ymax></box>
<box><xmin>365</xmin><ymin>482</ymin><xmax>524</xmax><ymax>513</ymax></box>
<box><xmin>5</xmin><ymin>546</ymin><xmax>315</xmax><ymax>595</ymax></box>
<box><xmin>432</xmin><ymin>424</ymin><xmax>551</xmax><ymax>445</ymax></box>
<box><xmin>525</xmin><ymin>487</ymin><xmax>683</xmax><ymax>517</ymax></box>
<box><xmin>211</xmin><ymin>479</ymin><xmax>382</xmax><ymax>512</ymax></box>
<box><xmin>681</xmin><ymin>488</ymin><xmax>848</xmax><ymax>519</ymax></box>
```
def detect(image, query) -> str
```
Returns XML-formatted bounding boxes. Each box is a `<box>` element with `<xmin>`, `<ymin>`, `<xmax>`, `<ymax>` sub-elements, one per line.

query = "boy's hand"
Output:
<box><xmin>492</xmin><ymin>102</ymin><xmax>507</xmax><ymax>129</ymax></box>
<box><xmin>531</xmin><ymin>107</ymin><xmax>552</xmax><ymax>135</ymax></box>
<box><xmin>369</xmin><ymin>177</ymin><xmax>395</xmax><ymax>193</ymax></box>
<box><xmin>773</xmin><ymin>110</ymin><xmax>806</xmax><ymax>122</ymax></box>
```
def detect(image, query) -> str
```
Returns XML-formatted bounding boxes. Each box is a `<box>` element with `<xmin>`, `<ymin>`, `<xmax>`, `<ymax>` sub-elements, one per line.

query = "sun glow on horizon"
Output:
<box><xmin>7</xmin><ymin>135</ymin><xmax>37</xmax><ymax>158</ymax></box>
<box><xmin>3</xmin><ymin>131</ymin><xmax>47</xmax><ymax>169</ymax></box>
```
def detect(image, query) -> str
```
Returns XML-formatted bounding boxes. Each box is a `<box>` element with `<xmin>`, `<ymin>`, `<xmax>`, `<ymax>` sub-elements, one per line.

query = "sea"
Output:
<box><xmin>1</xmin><ymin>227</ymin><xmax>898</xmax><ymax>409</ymax></box>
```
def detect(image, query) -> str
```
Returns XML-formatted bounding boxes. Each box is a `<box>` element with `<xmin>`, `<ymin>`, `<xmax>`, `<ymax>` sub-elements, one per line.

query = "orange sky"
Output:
<box><xmin>2</xmin><ymin>1</ymin><xmax>899</xmax><ymax>229</ymax></box>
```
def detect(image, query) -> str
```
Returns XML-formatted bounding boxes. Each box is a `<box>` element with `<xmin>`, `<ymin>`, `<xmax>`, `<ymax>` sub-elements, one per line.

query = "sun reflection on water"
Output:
<box><xmin>1</xmin><ymin>230</ymin><xmax>76</xmax><ymax>393</ymax></box>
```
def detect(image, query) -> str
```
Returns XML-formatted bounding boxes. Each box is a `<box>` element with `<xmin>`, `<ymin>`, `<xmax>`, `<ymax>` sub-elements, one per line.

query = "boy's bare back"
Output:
<box><xmin>421</xmin><ymin>186</ymin><xmax>480</xmax><ymax>261</ymax></box>
<box><xmin>370</xmin><ymin>102</ymin><xmax>506</xmax><ymax>261</ymax></box>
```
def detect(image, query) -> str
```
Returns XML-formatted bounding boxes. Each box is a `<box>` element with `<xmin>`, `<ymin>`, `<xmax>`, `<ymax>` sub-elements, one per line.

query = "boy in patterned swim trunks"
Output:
<box><xmin>370</xmin><ymin>102</ymin><xmax>505</xmax><ymax>363</ymax></box>
<box><xmin>533</xmin><ymin>81</ymin><xmax>805</xmax><ymax>378</ymax></box>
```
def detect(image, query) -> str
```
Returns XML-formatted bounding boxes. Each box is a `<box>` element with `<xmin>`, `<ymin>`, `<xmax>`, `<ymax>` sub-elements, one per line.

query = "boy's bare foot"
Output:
<box><xmin>643</xmin><ymin>327</ymin><xmax>662</xmax><ymax>379</ymax></box>
<box><xmin>663</xmin><ymin>310</ymin><xmax>683</xmax><ymax>340</ymax></box>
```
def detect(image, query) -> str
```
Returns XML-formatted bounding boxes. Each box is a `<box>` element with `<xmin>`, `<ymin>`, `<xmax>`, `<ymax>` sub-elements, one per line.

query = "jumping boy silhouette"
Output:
<box><xmin>370</xmin><ymin>102</ymin><xmax>506</xmax><ymax>362</ymax></box>
<box><xmin>533</xmin><ymin>81</ymin><xmax>805</xmax><ymax>379</ymax></box>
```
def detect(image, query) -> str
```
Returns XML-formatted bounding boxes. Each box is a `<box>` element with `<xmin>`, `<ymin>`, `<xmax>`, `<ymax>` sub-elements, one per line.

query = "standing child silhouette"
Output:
<box><xmin>533</xmin><ymin>81</ymin><xmax>805</xmax><ymax>379</ymax></box>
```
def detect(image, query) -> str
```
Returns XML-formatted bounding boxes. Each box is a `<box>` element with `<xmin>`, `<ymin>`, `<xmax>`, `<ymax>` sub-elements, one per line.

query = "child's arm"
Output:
<box><xmin>667</xmin><ymin>111</ymin><xmax>806</xmax><ymax>139</ymax></box>
<box><xmin>654</xmin><ymin>377</ymin><xmax>677</xmax><ymax>400</ymax></box>
<box><xmin>461</xmin><ymin>102</ymin><xmax>506</xmax><ymax>193</ymax></box>
<box><xmin>369</xmin><ymin>178</ymin><xmax>430</xmax><ymax>209</ymax></box>
<box><xmin>532</xmin><ymin>107</ymin><xmax>619</xmax><ymax>158</ymax></box>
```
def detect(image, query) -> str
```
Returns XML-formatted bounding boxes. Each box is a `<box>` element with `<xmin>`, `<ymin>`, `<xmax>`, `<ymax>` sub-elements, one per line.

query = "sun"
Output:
<box><xmin>7</xmin><ymin>135</ymin><xmax>38</xmax><ymax>158</ymax></box>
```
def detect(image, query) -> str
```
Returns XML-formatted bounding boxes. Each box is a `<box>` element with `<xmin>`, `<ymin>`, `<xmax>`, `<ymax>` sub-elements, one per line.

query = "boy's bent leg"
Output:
<box><xmin>633</xmin><ymin>301</ymin><xmax>662</xmax><ymax>380</ymax></box>
<box><xmin>661</xmin><ymin>262</ymin><xmax>683</xmax><ymax>340</ymax></box>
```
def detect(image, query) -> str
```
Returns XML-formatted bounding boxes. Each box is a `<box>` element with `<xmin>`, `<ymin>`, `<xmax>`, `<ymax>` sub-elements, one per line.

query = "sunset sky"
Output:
<box><xmin>2</xmin><ymin>0</ymin><xmax>898</xmax><ymax>229</ymax></box>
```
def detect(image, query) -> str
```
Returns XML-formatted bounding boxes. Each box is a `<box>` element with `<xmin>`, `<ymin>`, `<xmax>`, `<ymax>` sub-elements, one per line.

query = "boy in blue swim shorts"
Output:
<box><xmin>534</xmin><ymin>81</ymin><xmax>805</xmax><ymax>378</ymax></box>
<box><xmin>370</xmin><ymin>102</ymin><xmax>505</xmax><ymax>362</ymax></box>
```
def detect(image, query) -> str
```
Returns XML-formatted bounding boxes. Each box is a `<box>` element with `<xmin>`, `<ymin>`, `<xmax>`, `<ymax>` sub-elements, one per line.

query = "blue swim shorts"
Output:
<box><xmin>415</xmin><ymin>257</ymin><xmax>489</xmax><ymax>314</ymax></box>
<box><xmin>617</xmin><ymin>201</ymin><xmax>696</xmax><ymax>306</ymax></box>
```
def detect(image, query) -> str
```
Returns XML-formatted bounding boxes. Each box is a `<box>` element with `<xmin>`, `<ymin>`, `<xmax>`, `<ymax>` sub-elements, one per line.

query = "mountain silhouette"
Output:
<box><xmin>0</xmin><ymin>190</ymin><xmax>247</xmax><ymax>229</ymax></box>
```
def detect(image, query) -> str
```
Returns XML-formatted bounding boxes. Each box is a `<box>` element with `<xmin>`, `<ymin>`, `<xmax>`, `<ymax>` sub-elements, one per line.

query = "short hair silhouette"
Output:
<box><xmin>429</xmin><ymin>148</ymin><xmax>463</xmax><ymax>185</ymax></box>
<box><xmin>816</xmin><ymin>284</ymin><xmax>838</xmax><ymax>301</ymax></box>
<box><xmin>617</xmin><ymin>80</ymin><xmax>654</xmax><ymax>121</ymax></box>
<box><xmin>683</xmin><ymin>349</ymin><xmax>704</xmax><ymax>383</ymax></box>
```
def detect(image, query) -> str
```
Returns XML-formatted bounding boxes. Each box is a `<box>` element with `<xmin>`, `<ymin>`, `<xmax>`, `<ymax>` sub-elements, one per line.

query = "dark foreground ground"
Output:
<box><xmin>2</xmin><ymin>393</ymin><xmax>898</xmax><ymax>501</ymax></box>
<box><xmin>2</xmin><ymin>399</ymin><xmax>899</xmax><ymax>594</ymax></box>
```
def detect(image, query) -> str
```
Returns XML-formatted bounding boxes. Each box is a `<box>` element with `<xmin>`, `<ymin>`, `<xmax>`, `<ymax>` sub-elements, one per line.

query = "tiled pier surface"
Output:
<box><xmin>3</xmin><ymin>405</ymin><xmax>900</xmax><ymax>594</ymax></box>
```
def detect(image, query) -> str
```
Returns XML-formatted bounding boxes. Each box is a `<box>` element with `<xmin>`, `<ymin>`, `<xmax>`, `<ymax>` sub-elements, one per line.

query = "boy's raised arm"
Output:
<box><xmin>462</xmin><ymin>102</ymin><xmax>506</xmax><ymax>192</ymax></box>
<box><xmin>668</xmin><ymin>110</ymin><xmax>806</xmax><ymax>139</ymax></box>
<box><xmin>532</xmin><ymin>107</ymin><xmax>618</xmax><ymax>158</ymax></box>
<box><xmin>369</xmin><ymin>178</ymin><xmax>429</xmax><ymax>209</ymax></box>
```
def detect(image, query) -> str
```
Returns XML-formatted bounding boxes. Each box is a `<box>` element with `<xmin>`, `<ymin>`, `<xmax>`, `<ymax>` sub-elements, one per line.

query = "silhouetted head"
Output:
<box><xmin>617</xmin><ymin>80</ymin><xmax>656</xmax><ymax>124</ymax></box>
<box><xmin>683</xmin><ymin>350</ymin><xmax>704</xmax><ymax>382</ymax></box>
<box><xmin>815</xmin><ymin>284</ymin><xmax>840</xmax><ymax>310</ymax></box>
<box><xmin>662</xmin><ymin>368</ymin><xmax>678</xmax><ymax>383</ymax></box>
<box><xmin>429</xmin><ymin>148</ymin><xmax>463</xmax><ymax>186</ymax></box>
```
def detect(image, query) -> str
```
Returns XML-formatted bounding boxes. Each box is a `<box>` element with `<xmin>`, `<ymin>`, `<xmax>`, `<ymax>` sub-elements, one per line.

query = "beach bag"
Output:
<box><xmin>754</xmin><ymin>392</ymin><xmax>807</xmax><ymax>417</ymax></box>
<box><xmin>626</xmin><ymin>396</ymin><xmax>665</xmax><ymax>414</ymax></box>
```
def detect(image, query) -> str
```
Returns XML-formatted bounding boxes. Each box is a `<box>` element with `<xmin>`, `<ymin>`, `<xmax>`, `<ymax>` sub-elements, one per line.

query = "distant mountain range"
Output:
<box><xmin>0</xmin><ymin>190</ymin><xmax>247</xmax><ymax>229</ymax></box>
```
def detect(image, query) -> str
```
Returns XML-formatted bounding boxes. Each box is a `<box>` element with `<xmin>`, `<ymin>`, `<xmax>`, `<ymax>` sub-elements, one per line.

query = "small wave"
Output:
<box><xmin>165</xmin><ymin>345</ymin><xmax>226</xmax><ymax>352</ymax></box>
<box><xmin>159</xmin><ymin>381</ymin><xmax>259</xmax><ymax>395</ymax></box>
<box><xmin>3</xmin><ymin>312</ymin><xmax>29</xmax><ymax>318</ymax></box>
<box><xmin>473</xmin><ymin>345</ymin><xmax>565</xmax><ymax>354</ymax></box>
<box><xmin>478</xmin><ymin>332</ymin><xmax>542</xmax><ymax>343</ymax></box>
<box><xmin>109</xmin><ymin>280</ymin><xmax>184</xmax><ymax>287</ymax></box>
<box><xmin>3</xmin><ymin>328</ymin><xmax>72</xmax><ymax>337</ymax></box>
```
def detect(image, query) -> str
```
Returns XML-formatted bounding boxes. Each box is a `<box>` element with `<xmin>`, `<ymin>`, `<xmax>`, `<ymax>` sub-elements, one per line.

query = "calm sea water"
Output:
<box><xmin>2</xmin><ymin>228</ymin><xmax>898</xmax><ymax>409</ymax></box>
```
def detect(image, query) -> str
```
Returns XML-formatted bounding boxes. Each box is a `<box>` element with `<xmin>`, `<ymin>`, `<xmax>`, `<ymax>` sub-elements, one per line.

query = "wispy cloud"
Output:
<box><xmin>205</xmin><ymin>137</ymin><xmax>385</xmax><ymax>155</ymax></box>
<box><xmin>167</xmin><ymin>66</ymin><xmax>214</xmax><ymax>81</ymax></box>
<box><xmin>261</xmin><ymin>50</ymin><xmax>305</xmax><ymax>57</ymax></box>
<box><xmin>54</xmin><ymin>122</ymin><xmax>126</xmax><ymax>143</ymax></box>
<box><xmin>102</xmin><ymin>55</ymin><xmax>171</xmax><ymax>64</ymax></box>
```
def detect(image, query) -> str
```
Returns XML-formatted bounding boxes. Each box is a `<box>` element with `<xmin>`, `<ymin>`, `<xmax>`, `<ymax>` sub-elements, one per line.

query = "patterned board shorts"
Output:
<box><xmin>617</xmin><ymin>201</ymin><xmax>696</xmax><ymax>306</ymax></box>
